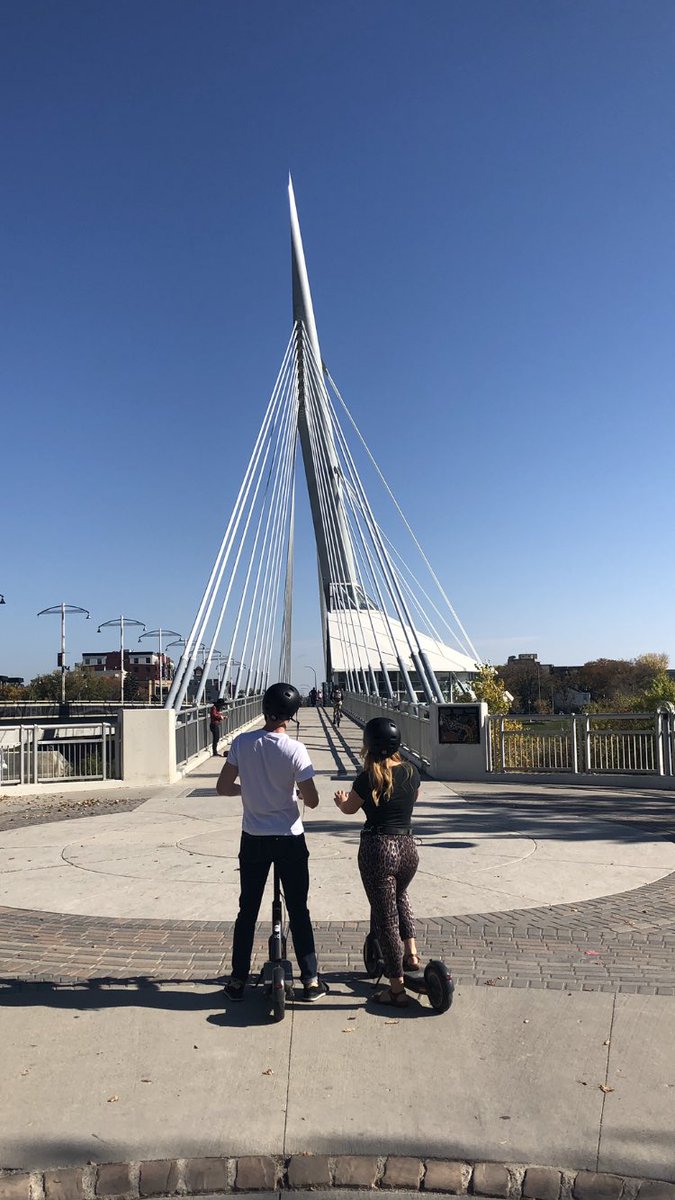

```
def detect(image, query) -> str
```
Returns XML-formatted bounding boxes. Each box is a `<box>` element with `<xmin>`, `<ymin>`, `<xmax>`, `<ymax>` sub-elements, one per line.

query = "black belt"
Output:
<box><xmin>361</xmin><ymin>827</ymin><xmax>412</xmax><ymax>837</ymax></box>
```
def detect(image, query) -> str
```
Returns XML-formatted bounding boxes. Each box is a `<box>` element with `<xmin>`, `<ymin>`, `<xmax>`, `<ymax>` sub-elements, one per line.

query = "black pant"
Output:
<box><xmin>231</xmin><ymin>832</ymin><xmax>318</xmax><ymax>984</ymax></box>
<box><xmin>210</xmin><ymin>722</ymin><xmax>220</xmax><ymax>755</ymax></box>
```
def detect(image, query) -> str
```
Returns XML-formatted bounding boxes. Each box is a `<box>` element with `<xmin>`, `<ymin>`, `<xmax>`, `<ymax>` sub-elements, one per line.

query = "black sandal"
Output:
<box><xmin>373</xmin><ymin>986</ymin><xmax>409</xmax><ymax>1007</ymax></box>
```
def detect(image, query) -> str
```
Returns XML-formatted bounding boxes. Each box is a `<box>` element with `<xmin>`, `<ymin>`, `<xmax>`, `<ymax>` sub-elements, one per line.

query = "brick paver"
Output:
<box><xmin>0</xmin><ymin>859</ymin><xmax>674</xmax><ymax>993</ymax></box>
<box><xmin>2</xmin><ymin>1156</ymin><xmax>671</xmax><ymax>1200</ymax></box>
<box><xmin>1</xmin><ymin>708</ymin><xmax>674</xmax><ymax>995</ymax></box>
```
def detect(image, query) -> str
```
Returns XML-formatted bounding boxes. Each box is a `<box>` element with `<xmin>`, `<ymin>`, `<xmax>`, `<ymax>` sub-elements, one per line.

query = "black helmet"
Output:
<box><xmin>263</xmin><ymin>682</ymin><xmax>301</xmax><ymax>722</ymax></box>
<box><xmin>363</xmin><ymin>717</ymin><xmax>401</xmax><ymax>759</ymax></box>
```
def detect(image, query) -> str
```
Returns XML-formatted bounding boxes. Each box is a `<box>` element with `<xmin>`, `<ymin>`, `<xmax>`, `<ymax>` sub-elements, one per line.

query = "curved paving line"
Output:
<box><xmin>0</xmin><ymin>1153</ymin><xmax>674</xmax><ymax>1198</ymax></box>
<box><xmin>0</xmin><ymin>868</ymin><xmax>674</xmax><ymax>993</ymax></box>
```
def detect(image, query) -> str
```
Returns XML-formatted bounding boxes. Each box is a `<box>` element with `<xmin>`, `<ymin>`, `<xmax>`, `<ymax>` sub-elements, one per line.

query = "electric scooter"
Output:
<box><xmin>259</xmin><ymin>862</ymin><xmax>294</xmax><ymax>1022</ymax></box>
<box><xmin>363</xmin><ymin>926</ymin><xmax>454</xmax><ymax>1014</ymax></box>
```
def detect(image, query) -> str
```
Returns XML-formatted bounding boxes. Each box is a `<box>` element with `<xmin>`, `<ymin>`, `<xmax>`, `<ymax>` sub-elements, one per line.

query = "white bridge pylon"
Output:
<box><xmin>165</xmin><ymin>180</ymin><xmax>481</xmax><ymax>711</ymax></box>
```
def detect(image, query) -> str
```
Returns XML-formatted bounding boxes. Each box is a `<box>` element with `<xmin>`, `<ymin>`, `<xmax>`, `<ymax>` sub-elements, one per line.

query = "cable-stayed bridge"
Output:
<box><xmin>165</xmin><ymin>180</ymin><xmax>480</xmax><ymax>716</ymax></box>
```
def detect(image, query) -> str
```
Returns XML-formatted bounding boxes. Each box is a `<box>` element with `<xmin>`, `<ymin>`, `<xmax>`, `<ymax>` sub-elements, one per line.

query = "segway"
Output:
<box><xmin>259</xmin><ymin>862</ymin><xmax>294</xmax><ymax>1021</ymax></box>
<box><xmin>363</xmin><ymin>927</ymin><xmax>454</xmax><ymax>1014</ymax></box>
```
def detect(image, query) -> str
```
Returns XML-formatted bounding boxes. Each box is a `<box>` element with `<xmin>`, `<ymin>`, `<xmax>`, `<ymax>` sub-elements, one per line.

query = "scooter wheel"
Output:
<box><xmin>272</xmin><ymin>964</ymin><xmax>286</xmax><ymax>1022</ymax></box>
<box><xmin>363</xmin><ymin>933</ymin><xmax>384</xmax><ymax>978</ymax></box>
<box><xmin>424</xmin><ymin>960</ymin><xmax>454</xmax><ymax>1013</ymax></box>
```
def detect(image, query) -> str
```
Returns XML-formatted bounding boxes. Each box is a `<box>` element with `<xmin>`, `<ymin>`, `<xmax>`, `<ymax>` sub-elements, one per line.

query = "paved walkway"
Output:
<box><xmin>1</xmin><ymin>709</ymin><xmax>674</xmax><ymax>1184</ymax></box>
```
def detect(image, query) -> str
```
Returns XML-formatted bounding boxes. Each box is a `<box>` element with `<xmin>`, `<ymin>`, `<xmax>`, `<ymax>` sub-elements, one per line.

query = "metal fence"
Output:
<box><xmin>344</xmin><ymin>692</ymin><xmax>432</xmax><ymax>766</ymax></box>
<box><xmin>175</xmin><ymin>695</ymin><xmax>264</xmax><ymax>768</ymax></box>
<box><xmin>487</xmin><ymin>711</ymin><xmax>675</xmax><ymax>776</ymax></box>
<box><xmin>0</xmin><ymin>701</ymin><xmax>156</xmax><ymax>723</ymax></box>
<box><xmin>344</xmin><ymin>694</ymin><xmax>675</xmax><ymax>778</ymax></box>
<box><xmin>0</xmin><ymin>723</ymin><xmax>118</xmax><ymax>786</ymax></box>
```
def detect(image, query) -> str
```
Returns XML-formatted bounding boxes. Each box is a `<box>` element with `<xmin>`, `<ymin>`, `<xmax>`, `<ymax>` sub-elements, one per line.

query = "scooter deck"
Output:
<box><xmin>261</xmin><ymin>958</ymin><xmax>294</xmax><ymax>988</ymax></box>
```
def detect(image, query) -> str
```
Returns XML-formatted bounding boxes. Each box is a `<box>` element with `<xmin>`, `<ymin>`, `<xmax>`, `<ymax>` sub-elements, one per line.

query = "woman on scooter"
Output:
<box><xmin>334</xmin><ymin>717</ymin><xmax>421</xmax><ymax>1007</ymax></box>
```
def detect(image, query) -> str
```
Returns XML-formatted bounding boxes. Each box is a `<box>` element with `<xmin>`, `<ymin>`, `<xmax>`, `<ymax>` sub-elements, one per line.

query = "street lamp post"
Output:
<box><xmin>37</xmin><ymin>603</ymin><xmax>90</xmax><ymax>706</ymax></box>
<box><xmin>138</xmin><ymin>629</ymin><xmax>181</xmax><ymax>703</ymax></box>
<box><xmin>97</xmin><ymin>616</ymin><xmax>146</xmax><ymax>704</ymax></box>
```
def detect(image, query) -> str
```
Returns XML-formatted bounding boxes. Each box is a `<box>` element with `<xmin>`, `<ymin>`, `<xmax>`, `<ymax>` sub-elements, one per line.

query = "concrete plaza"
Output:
<box><xmin>0</xmin><ymin>708</ymin><xmax>674</xmax><ymax>1186</ymax></box>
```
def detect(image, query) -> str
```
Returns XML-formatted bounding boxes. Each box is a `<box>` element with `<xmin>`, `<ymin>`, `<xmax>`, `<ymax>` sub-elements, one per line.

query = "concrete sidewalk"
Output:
<box><xmin>0</xmin><ymin>708</ymin><xmax>674</xmax><ymax>1185</ymax></box>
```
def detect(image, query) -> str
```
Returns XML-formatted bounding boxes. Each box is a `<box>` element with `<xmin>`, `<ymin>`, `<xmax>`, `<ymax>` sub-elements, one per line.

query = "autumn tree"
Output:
<box><xmin>498</xmin><ymin>659</ymin><xmax>549</xmax><ymax>713</ymax></box>
<box><xmin>471</xmin><ymin>664</ymin><xmax>511</xmax><ymax>715</ymax></box>
<box><xmin>636</xmin><ymin>671</ymin><xmax>675</xmax><ymax>712</ymax></box>
<box><xmin>27</xmin><ymin>670</ymin><xmax>129</xmax><ymax>702</ymax></box>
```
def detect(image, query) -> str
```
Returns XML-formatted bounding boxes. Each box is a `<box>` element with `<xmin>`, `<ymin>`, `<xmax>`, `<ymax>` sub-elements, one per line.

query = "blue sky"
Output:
<box><xmin>2</xmin><ymin>1</ymin><xmax>674</xmax><ymax>685</ymax></box>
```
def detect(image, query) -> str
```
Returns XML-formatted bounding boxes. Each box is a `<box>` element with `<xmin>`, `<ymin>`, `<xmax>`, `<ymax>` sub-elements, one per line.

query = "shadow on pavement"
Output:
<box><xmin>0</xmin><ymin>973</ymin><xmax>442</xmax><ymax>1022</ymax></box>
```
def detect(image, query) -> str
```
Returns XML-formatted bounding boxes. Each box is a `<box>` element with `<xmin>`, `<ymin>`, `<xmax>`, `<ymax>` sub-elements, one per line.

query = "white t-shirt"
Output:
<box><xmin>227</xmin><ymin>728</ymin><xmax>315</xmax><ymax>836</ymax></box>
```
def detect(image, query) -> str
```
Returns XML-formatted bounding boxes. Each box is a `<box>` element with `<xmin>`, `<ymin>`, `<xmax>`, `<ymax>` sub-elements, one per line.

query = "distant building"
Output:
<box><xmin>79</xmin><ymin>651</ymin><xmax>174</xmax><ymax>699</ymax></box>
<box><xmin>0</xmin><ymin>675</ymin><xmax>24</xmax><ymax>686</ymax></box>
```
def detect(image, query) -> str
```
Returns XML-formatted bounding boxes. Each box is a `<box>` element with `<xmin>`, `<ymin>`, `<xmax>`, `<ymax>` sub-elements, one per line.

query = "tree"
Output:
<box><xmin>576</xmin><ymin>659</ymin><xmax>637</xmax><ymax>703</ymax></box>
<box><xmin>636</xmin><ymin>671</ymin><xmax>675</xmax><ymax>712</ymax></box>
<box><xmin>633</xmin><ymin>653</ymin><xmax>670</xmax><ymax>692</ymax></box>
<box><xmin>0</xmin><ymin>682</ymin><xmax>29</xmax><ymax>701</ymax></box>
<box><xmin>27</xmin><ymin>671</ymin><xmax>63</xmax><ymax>701</ymax></box>
<box><xmin>576</xmin><ymin>655</ymin><xmax>670</xmax><ymax>708</ymax></box>
<box><xmin>499</xmin><ymin>659</ymin><xmax>549</xmax><ymax>713</ymax></box>
<box><xmin>471</xmin><ymin>664</ymin><xmax>511</xmax><ymax>715</ymax></box>
<box><xmin>26</xmin><ymin>669</ymin><xmax>126</xmax><ymax>702</ymax></box>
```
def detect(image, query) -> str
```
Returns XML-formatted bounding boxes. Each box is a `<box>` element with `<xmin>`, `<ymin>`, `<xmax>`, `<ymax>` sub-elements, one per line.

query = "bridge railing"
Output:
<box><xmin>344</xmin><ymin>695</ymin><xmax>675</xmax><ymax>779</ymax></box>
<box><xmin>343</xmin><ymin>692</ymin><xmax>432</xmax><ymax>766</ymax></box>
<box><xmin>0</xmin><ymin>722</ymin><xmax>118</xmax><ymax>786</ymax></box>
<box><xmin>486</xmin><ymin>710</ymin><xmax>675</xmax><ymax>776</ymax></box>
<box><xmin>175</xmin><ymin>695</ymin><xmax>264</xmax><ymax>769</ymax></box>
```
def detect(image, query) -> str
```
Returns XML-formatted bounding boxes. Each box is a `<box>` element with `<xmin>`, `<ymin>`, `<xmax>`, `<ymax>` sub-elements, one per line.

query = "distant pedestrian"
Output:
<box><xmin>309</xmin><ymin>687</ymin><xmax>317</xmax><ymax>707</ymax></box>
<box><xmin>210</xmin><ymin>698</ymin><xmax>226</xmax><ymax>756</ymax></box>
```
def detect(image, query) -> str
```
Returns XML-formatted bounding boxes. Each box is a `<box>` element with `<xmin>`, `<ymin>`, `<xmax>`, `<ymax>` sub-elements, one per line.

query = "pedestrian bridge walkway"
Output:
<box><xmin>0</xmin><ymin>707</ymin><xmax>673</xmax><ymax>924</ymax></box>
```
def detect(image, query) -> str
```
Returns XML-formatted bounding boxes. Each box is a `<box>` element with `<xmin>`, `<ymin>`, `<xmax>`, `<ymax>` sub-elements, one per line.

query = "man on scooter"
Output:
<box><xmin>216</xmin><ymin>682</ymin><xmax>329</xmax><ymax>1002</ymax></box>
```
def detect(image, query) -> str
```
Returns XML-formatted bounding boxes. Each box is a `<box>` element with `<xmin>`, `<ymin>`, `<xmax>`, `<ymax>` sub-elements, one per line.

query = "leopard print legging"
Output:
<box><xmin>358</xmin><ymin>833</ymin><xmax>419</xmax><ymax>978</ymax></box>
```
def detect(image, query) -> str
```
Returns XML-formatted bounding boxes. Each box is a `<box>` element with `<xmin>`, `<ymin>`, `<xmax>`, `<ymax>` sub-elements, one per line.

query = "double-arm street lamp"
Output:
<box><xmin>138</xmin><ymin>628</ymin><xmax>181</xmax><ymax>703</ymax></box>
<box><xmin>37</xmin><ymin>603</ymin><xmax>90</xmax><ymax>705</ymax></box>
<box><xmin>97</xmin><ymin>615</ymin><xmax>146</xmax><ymax>704</ymax></box>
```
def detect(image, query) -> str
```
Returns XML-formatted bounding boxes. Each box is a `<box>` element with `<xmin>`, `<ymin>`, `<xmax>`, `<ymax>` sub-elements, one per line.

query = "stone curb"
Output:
<box><xmin>1</xmin><ymin>1156</ymin><xmax>673</xmax><ymax>1200</ymax></box>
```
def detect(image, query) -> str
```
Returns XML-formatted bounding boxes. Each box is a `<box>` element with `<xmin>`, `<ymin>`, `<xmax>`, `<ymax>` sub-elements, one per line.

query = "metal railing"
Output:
<box><xmin>344</xmin><ymin>694</ymin><xmax>675</xmax><ymax>778</ymax></box>
<box><xmin>487</xmin><ymin>711</ymin><xmax>675</xmax><ymax>776</ymax></box>
<box><xmin>0</xmin><ymin>723</ymin><xmax>118</xmax><ymax>786</ymax></box>
<box><xmin>344</xmin><ymin>692</ymin><xmax>432</xmax><ymax>766</ymax></box>
<box><xmin>175</xmin><ymin>695</ymin><xmax>265</xmax><ymax>768</ymax></box>
<box><xmin>0</xmin><ymin>701</ymin><xmax>157</xmax><ymax>722</ymax></box>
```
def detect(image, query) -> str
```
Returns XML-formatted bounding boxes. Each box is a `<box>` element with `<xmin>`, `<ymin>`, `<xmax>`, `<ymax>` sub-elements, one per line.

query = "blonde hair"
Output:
<box><xmin>362</xmin><ymin>749</ymin><xmax>413</xmax><ymax>805</ymax></box>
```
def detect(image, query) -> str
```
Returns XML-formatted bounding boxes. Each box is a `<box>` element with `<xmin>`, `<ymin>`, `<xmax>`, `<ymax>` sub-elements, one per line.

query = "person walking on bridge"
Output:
<box><xmin>216</xmin><ymin>682</ymin><xmax>328</xmax><ymax>1002</ymax></box>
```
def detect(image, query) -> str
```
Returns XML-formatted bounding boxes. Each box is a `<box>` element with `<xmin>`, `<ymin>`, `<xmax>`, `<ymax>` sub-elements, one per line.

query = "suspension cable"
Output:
<box><xmin>308</xmin><ymin>347</ymin><xmax>420</xmax><ymax>700</ymax></box>
<box><xmin>302</xmin><ymin>335</ymin><xmax>367</xmax><ymax>690</ymax></box>
<box><xmin>235</xmin><ymin>369</ymin><xmax>299</xmax><ymax>697</ymax></box>
<box><xmin>168</xmin><ymin>331</ymin><xmax>296</xmax><ymax>709</ymax></box>
<box><xmin>242</xmin><ymin>374</ymin><xmax>299</xmax><ymax>694</ymax></box>
<box><xmin>256</xmin><ymin>391</ymin><xmax>299</xmax><ymax>691</ymax></box>
<box><xmin>302</xmin><ymin>359</ymin><xmax>357</xmax><ymax>688</ymax></box>
<box><xmin>303</xmin><ymin>352</ymin><xmax>367</xmax><ymax>690</ymax></box>
<box><xmin>194</xmin><ymin>430</ymin><xmax>277</xmax><ymax>705</ymax></box>
<box><xmin>325</xmin><ymin>365</ymin><xmax>481</xmax><ymax>665</ymax></box>
<box><xmin>318</xmin><ymin>358</ymin><xmax>440</xmax><ymax>702</ymax></box>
